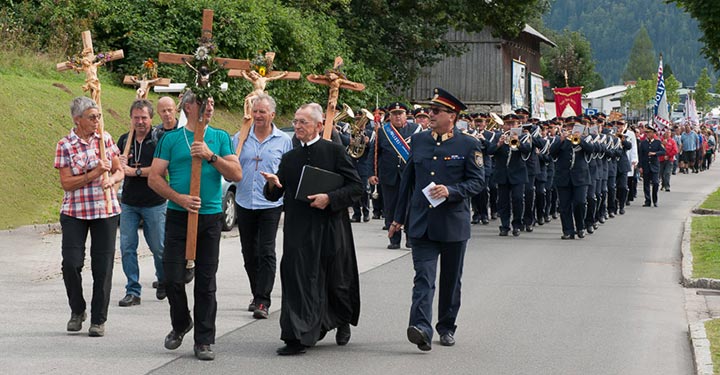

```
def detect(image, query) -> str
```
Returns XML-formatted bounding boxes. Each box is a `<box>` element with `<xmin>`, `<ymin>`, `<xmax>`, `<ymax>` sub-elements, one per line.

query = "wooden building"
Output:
<box><xmin>405</xmin><ymin>25</ymin><xmax>555</xmax><ymax>114</ymax></box>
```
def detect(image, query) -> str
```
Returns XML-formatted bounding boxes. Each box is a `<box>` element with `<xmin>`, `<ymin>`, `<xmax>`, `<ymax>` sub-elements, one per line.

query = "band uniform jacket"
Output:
<box><xmin>393</xmin><ymin>128</ymin><xmax>485</xmax><ymax>242</ymax></box>
<box><xmin>639</xmin><ymin>138</ymin><xmax>666</xmax><ymax>174</ymax></box>
<box><xmin>549</xmin><ymin>136</ymin><xmax>595</xmax><ymax>187</ymax></box>
<box><xmin>486</xmin><ymin>136</ymin><xmax>532</xmax><ymax>185</ymax></box>
<box><xmin>369</xmin><ymin>122</ymin><xmax>420</xmax><ymax>186</ymax></box>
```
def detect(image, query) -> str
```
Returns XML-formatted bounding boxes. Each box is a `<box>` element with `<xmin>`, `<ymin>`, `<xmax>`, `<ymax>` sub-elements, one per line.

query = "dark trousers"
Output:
<box><xmin>522</xmin><ymin>176</ymin><xmax>536</xmax><ymax>226</ymax></box>
<box><xmin>628</xmin><ymin>173</ymin><xmax>637</xmax><ymax>202</ymax></box>
<box><xmin>236</xmin><ymin>205</ymin><xmax>282</xmax><ymax>307</ymax></box>
<box><xmin>371</xmin><ymin>184</ymin><xmax>383</xmax><ymax>216</ymax></box>
<box><xmin>546</xmin><ymin>186</ymin><xmax>558</xmax><ymax>217</ymax></box>
<box><xmin>497</xmin><ymin>183</ymin><xmax>524</xmax><ymax>231</ymax></box>
<box><xmin>616</xmin><ymin>173</ymin><xmax>628</xmax><ymax>211</ymax></box>
<box><xmin>607</xmin><ymin>174</ymin><xmax>618</xmax><ymax>214</ymax></box>
<box><xmin>164</xmin><ymin>210</ymin><xmax>222</xmax><ymax>345</ymax></box>
<box><xmin>352</xmin><ymin>177</ymin><xmax>370</xmax><ymax>219</ymax></box>
<box><xmin>534</xmin><ymin>179</ymin><xmax>546</xmax><ymax>223</ymax></box>
<box><xmin>409</xmin><ymin>237</ymin><xmax>467</xmax><ymax>340</ymax></box>
<box><xmin>489</xmin><ymin>184</ymin><xmax>498</xmax><ymax>216</ymax></box>
<box><xmin>473</xmin><ymin>188</ymin><xmax>489</xmax><ymax>220</ymax></box>
<box><xmin>381</xmin><ymin>183</ymin><xmax>401</xmax><ymax>245</ymax></box>
<box><xmin>585</xmin><ymin>179</ymin><xmax>597</xmax><ymax>227</ymax></box>
<box><xmin>60</xmin><ymin>214</ymin><xmax>118</xmax><ymax>325</ymax></box>
<box><xmin>643</xmin><ymin>171</ymin><xmax>659</xmax><ymax>205</ymax></box>
<box><xmin>557</xmin><ymin>185</ymin><xmax>588</xmax><ymax>235</ymax></box>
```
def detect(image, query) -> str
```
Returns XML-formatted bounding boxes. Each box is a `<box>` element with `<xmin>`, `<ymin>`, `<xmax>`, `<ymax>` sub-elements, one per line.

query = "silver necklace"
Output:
<box><xmin>133</xmin><ymin>137</ymin><xmax>143</xmax><ymax>166</ymax></box>
<box><xmin>183</xmin><ymin>126</ymin><xmax>206</xmax><ymax>152</ymax></box>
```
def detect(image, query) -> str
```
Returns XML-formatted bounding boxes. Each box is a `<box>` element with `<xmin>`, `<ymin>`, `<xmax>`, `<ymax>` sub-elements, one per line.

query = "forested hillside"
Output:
<box><xmin>544</xmin><ymin>0</ymin><xmax>714</xmax><ymax>85</ymax></box>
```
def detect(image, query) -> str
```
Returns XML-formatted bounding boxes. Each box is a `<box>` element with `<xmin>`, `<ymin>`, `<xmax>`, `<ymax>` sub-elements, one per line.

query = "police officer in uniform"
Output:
<box><xmin>486</xmin><ymin>114</ymin><xmax>531</xmax><ymax>237</ymax></box>
<box><xmin>389</xmin><ymin>87</ymin><xmax>484</xmax><ymax>351</ymax></box>
<box><xmin>368</xmin><ymin>102</ymin><xmax>420</xmax><ymax>249</ymax></box>
<box><xmin>639</xmin><ymin>124</ymin><xmax>666</xmax><ymax>207</ymax></box>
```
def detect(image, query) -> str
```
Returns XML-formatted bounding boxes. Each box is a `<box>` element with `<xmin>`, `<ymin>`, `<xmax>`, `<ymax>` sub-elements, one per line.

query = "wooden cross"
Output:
<box><xmin>227</xmin><ymin>51</ymin><xmax>301</xmax><ymax>155</ymax></box>
<box><xmin>252</xmin><ymin>155</ymin><xmax>263</xmax><ymax>171</ymax></box>
<box><xmin>56</xmin><ymin>30</ymin><xmax>124</xmax><ymax>213</ymax></box>
<box><xmin>121</xmin><ymin>61</ymin><xmax>171</xmax><ymax>156</ymax></box>
<box><xmin>157</xmin><ymin>9</ymin><xmax>249</xmax><ymax>263</ymax></box>
<box><xmin>306</xmin><ymin>56</ymin><xmax>365</xmax><ymax>139</ymax></box>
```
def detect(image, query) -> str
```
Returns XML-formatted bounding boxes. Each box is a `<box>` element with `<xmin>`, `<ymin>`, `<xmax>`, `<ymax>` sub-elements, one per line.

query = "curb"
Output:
<box><xmin>689</xmin><ymin>320</ymin><xmax>715</xmax><ymax>375</ymax></box>
<box><xmin>681</xmin><ymin>216</ymin><xmax>720</xmax><ymax>289</ymax></box>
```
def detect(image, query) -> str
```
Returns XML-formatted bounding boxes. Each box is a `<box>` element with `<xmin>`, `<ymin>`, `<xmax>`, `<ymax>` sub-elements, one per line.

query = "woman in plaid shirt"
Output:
<box><xmin>54</xmin><ymin>96</ymin><xmax>124</xmax><ymax>337</ymax></box>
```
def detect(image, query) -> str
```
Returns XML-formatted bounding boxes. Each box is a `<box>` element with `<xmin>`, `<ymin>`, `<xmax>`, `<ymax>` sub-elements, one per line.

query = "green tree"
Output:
<box><xmin>539</xmin><ymin>29</ymin><xmax>603</xmax><ymax>90</ymax></box>
<box><xmin>621</xmin><ymin>25</ymin><xmax>657</xmax><ymax>82</ymax></box>
<box><xmin>669</xmin><ymin>0</ymin><xmax>720</xmax><ymax>71</ymax></box>
<box><xmin>694</xmin><ymin>67</ymin><xmax>712</xmax><ymax>110</ymax></box>
<box><xmin>666</xmin><ymin>74</ymin><xmax>681</xmax><ymax>108</ymax></box>
<box><xmin>621</xmin><ymin>78</ymin><xmax>656</xmax><ymax>112</ymax></box>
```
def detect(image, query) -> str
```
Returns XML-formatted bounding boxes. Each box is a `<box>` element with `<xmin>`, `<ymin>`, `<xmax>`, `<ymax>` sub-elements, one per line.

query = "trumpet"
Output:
<box><xmin>570</xmin><ymin>134</ymin><xmax>581</xmax><ymax>145</ymax></box>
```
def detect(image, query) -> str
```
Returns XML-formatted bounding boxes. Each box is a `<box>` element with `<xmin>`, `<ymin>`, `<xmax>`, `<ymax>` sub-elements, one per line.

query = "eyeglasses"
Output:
<box><xmin>292</xmin><ymin>118</ymin><xmax>311</xmax><ymax>126</ymax></box>
<box><xmin>84</xmin><ymin>114</ymin><xmax>102</xmax><ymax>121</ymax></box>
<box><xmin>429</xmin><ymin>107</ymin><xmax>452</xmax><ymax>115</ymax></box>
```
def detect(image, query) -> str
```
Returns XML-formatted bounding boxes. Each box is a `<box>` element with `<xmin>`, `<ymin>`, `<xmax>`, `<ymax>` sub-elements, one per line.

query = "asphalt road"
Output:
<box><xmin>2</xmin><ymin>165</ymin><xmax>717</xmax><ymax>374</ymax></box>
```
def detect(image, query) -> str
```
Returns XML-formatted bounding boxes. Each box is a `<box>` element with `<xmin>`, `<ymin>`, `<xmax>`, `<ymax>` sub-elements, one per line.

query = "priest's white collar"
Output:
<box><xmin>302</xmin><ymin>135</ymin><xmax>321</xmax><ymax>147</ymax></box>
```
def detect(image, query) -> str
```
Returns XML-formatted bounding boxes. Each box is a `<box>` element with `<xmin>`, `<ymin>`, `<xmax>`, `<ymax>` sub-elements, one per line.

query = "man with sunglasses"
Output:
<box><xmin>389</xmin><ymin>88</ymin><xmax>484</xmax><ymax>351</ymax></box>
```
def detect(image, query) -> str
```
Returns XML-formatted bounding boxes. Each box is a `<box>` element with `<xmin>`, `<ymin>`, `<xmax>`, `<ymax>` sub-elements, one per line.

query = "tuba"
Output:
<box><xmin>487</xmin><ymin>112</ymin><xmax>503</xmax><ymax>131</ymax></box>
<box><xmin>347</xmin><ymin>109</ymin><xmax>373</xmax><ymax>159</ymax></box>
<box><xmin>334</xmin><ymin>103</ymin><xmax>354</xmax><ymax>125</ymax></box>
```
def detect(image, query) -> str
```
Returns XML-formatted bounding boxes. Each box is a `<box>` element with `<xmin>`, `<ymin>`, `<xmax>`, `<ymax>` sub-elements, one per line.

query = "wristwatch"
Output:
<box><xmin>135</xmin><ymin>168</ymin><xmax>142</xmax><ymax>177</ymax></box>
<box><xmin>208</xmin><ymin>154</ymin><xmax>218</xmax><ymax>164</ymax></box>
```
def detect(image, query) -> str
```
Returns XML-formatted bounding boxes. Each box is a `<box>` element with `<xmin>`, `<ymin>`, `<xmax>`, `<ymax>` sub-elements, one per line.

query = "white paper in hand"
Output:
<box><xmin>422</xmin><ymin>182</ymin><xmax>446</xmax><ymax>207</ymax></box>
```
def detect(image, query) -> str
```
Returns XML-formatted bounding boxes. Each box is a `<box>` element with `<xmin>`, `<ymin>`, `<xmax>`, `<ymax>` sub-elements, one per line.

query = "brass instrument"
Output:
<box><xmin>347</xmin><ymin>108</ymin><xmax>374</xmax><ymax>158</ymax></box>
<box><xmin>616</xmin><ymin>132</ymin><xmax>625</xmax><ymax>141</ymax></box>
<box><xmin>334</xmin><ymin>103</ymin><xmax>354</xmax><ymax>125</ymax></box>
<box><xmin>487</xmin><ymin>112</ymin><xmax>503</xmax><ymax>131</ymax></box>
<box><xmin>570</xmin><ymin>134</ymin><xmax>581</xmax><ymax>145</ymax></box>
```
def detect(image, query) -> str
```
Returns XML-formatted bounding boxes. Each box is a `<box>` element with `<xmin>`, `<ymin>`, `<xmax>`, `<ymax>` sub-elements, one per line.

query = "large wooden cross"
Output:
<box><xmin>56</xmin><ymin>31</ymin><xmax>124</xmax><ymax>213</ymax></box>
<box><xmin>227</xmin><ymin>51</ymin><xmax>301</xmax><ymax>155</ymax></box>
<box><xmin>306</xmin><ymin>56</ymin><xmax>365</xmax><ymax>139</ymax></box>
<box><xmin>157</xmin><ymin>9</ymin><xmax>249</xmax><ymax>263</ymax></box>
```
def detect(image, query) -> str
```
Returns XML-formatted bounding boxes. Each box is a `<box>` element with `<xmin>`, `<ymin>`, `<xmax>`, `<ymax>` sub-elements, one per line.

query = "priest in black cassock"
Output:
<box><xmin>262</xmin><ymin>102</ymin><xmax>363</xmax><ymax>356</ymax></box>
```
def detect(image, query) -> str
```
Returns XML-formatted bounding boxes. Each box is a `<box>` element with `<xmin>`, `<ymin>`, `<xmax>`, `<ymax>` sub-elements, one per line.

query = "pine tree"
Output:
<box><xmin>621</xmin><ymin>25</ymin><xmax>657</xmax><ymax>82</ymax></box>
<box><xmin>694</xmin><ymin>68</ymin><xmax>712</xmax><ymax>111</ymax></box>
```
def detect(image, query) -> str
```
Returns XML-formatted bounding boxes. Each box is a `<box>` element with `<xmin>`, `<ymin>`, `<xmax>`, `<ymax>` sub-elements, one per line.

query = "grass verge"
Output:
<box><xmin>691</xmin><ymin>216</ymin><xmax>720</xmax><ymax>279</ymax></box>
<box><xmin>700</xmin><ymin>188</ymin><xmax>720</xmax><ymax>211</ymax></box>
<box><xmin>705</xmin><ymin>319</ymin><xmax>720</xmax><ymax>374</ymax></box>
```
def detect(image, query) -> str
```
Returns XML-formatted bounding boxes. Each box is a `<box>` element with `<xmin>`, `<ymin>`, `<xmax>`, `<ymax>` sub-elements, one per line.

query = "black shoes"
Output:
<box><xmin>525</xmin><ymin>225</ymin><xmax>533</xmax><ymax>232</ymax></box>
<box><xmin>499</xmin><ymin>229</ymin><xmax>509</xmax><ymax>237</ymax></box>
<box><xmin>387</xmin><ymin>243</ymin><xmax>400</xmax><ymax>249</ymax></box>
<box><xmin>164</xmin><ymin>320</ymin><xmax>194</xmax><ymax>350</ymax></box>
<box><xmin>407</xmin><ymin>326</ymin><xmax>431</xmax><ymax>351</ymax></box>
<box><xmin>577</xmin><ymin>230</ymin><xmax>585</xmax><ymax>239</ymax></box>
<box><xmin>471</xmin><ymin>215</ymin><xmax>480</xmax><ymax>224</ymax></box>
<box><xmin>156</xmin><ymin>283</ymin><xmax>167</xmax><ymax>300</ymax></box>
<box><xmin>336</xmin><ymin>323</ymin><xmax>351</xmax><ymax>346</ymax></box>
<box><xmin>598</xmin><ymin>216</ymin><xmax>605</xmax><ymax>224</ymax></box>
<box><xmin>88</xmin><ymin>323</ymin><xmax>105</xmax><ymax>337</ymax></box>
<box><xmin>481</xmin><ymin>218</ymin><xmax>490</xmax><ymax>225</ymax></box>
<box><xmin>608</xmin><ymin>212</ymin><xmax>615</xmax><ymax>218</ymax></box>
<box><xmin>382</xmin><ymin>225</ymin><xmax>389</xmax><ymax>230</ymax></box>
<box><xmin>654</xmin><ymin>203</ymin><xmax>658</xmax><ymax>207</ymax></box>
<box><xmin>184</xmin><ymin>267</ymin><xmax>195</xmax><ymax>284</ymax></box>
<box><xmin>363</xmin><ymin>215</ymin><xmax>370</xmax><ymax>222</ymax></box>
<box><xmin>512</xmin><ymin>229</ymin><xmax>520</xmax><ymax>237</ymax></box>
<box><xmin>67</xmin><ymin>311</ymin><xmax>86</xmax><ymax>332</ymax></box>
<box><xmin>253</xmin><ymin>304</ymin><xmax>269</xmax><ymax>319</ymax></box>
<box><xmin>248</xmin><ymin>299</ymin><xmax>256</xmax><ymax>312</ymax></box>
<box><xmin>642</xmin><ymin>202</ymin><xmax>651</xmax><ymax>207</ymax></box>
<box><xmin>561</xmin><ymin>233</ymin><xmax>575</xmax><ymax>240</ymax></box>
<box><xmin>439</xmin><ymin>332</ymin><xmax>455</xmax><ymax>346</ymax></box>
<box><xmin>619</xmin><ymin>208</ymin><xmax>625</xmax><ymax>215</ymax></box>
<box><xmin>277</xmin><ymin>342</ymin><xmax>307</xmax><ymax>356</ymax></box>
<box><xmin>119</xmin><ymin>294</ymin><xmax>141</xmax><ymax>307</ymax></box>
<box><xmin>194</xmin><ymin>344</ymin><xmax>215</xmax><ymax>360</ymax></box>
<box><xmin>586</xmin><ymin>225</ymin><xmax>594</xmax><ymax>234</ymax></box>
<box><xmin>372</xmin><ymin>213</ymin><xmax>381</xmax><ymax>219</ymax></box>
<box><xmin>351</xmin><ymin>216</ymin><xmax>361</xmax><ymax>223</ymax></box>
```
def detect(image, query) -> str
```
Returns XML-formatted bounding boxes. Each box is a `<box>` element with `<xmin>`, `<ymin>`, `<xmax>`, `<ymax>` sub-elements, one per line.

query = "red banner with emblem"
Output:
<box><xmin>553</xmin><ymin>86</ymin><xmax>583</xmax><ymax>117</ymax></box>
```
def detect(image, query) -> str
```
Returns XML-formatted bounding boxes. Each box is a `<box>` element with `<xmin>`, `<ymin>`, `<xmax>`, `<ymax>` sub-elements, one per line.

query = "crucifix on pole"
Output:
<box><xmin>157</xmin><ymin>9</ymin><xmax>249</xmax><ymax>264</ymax></box>
<box><xmin>56</xmin><ymin>30</ymin><xmax>124</xmax><ymax>213</ymax></box>
<box><xmin>227</xmin><ymin>51</ymin><xmax>301</xmax><ymax>155</ymax></box>
<box><xmin>306</xmin><ymin>56</ymin><xmax>365</xmax><ymax>140</ymax></box>
<box><xmin>121</xmin><ymin>58</ymin><xmax>171</xmax><ymax>156</ymax></box>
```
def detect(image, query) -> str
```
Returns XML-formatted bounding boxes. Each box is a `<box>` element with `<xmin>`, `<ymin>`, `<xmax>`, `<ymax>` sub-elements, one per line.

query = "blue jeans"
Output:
<box><xmin>120</xmin><ymin>202</ymin><xmax>166</xmax><ymax>296</ymax></box>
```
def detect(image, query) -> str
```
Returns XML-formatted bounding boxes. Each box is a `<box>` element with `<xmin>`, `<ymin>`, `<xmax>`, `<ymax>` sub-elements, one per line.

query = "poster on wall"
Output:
<box><xmin>511</xmin><ymin>59</ymin><xmax>527</xmax><ymax>110</ymax></box>
<box><xmin>530</xmin><ymin>72</ymin><xmax>548</xmax><ymax>120</ymax></box>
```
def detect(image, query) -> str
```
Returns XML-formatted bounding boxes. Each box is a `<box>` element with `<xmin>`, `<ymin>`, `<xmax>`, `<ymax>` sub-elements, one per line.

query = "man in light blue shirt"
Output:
<box><xmin>232</xmin><ymin>94</ymin><xmax>292</xmax><ymax>319</ymax></box>
<box><xmin>680</xmin><ymin>125</ymin><xmax>698</xmax><ymax>173</ymax></box>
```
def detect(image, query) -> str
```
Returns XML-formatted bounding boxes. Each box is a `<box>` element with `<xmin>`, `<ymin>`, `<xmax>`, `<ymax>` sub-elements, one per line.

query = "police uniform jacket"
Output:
<box><xmin>616</xmin><ymin>139</ymin><xmax>633</xmax><ymax>175</ymax></box>
<box><xmin>639</xmin><ymin>138</ymin><xmax>666</xmax><ymax>174</ymax></box>
<box><xmin>549</xmin><ymin>136</ymin><xmax>594</xmax><ymax>187</ymax></box>
<box><xmin>486</xmin><ymin>136</ymin><xmax>531</xmax><ymax>185</ymax></box>
<box><xmin>369</xmin><ymin>122</ymin><xmax>420</xmax><ymax>186</ymax></box>
<box><xmin>393</xmin><ymin>128</ymin><xmax>485</xmax><ymax>242</ymax></box>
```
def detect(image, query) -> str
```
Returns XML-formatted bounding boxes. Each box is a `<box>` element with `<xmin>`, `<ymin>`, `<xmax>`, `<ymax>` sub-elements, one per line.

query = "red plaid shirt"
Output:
<box><xmin>54</xmin><ymin>128</ymin><xmax>121</xmax><ymax>219</ymax></box>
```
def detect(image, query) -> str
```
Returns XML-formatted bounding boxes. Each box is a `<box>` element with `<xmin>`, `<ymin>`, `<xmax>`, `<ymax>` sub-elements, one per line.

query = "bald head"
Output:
<box><xmin>157</xmin><ymin>96</ymin><xmax>177</xmax><ymax>130</ymax></box>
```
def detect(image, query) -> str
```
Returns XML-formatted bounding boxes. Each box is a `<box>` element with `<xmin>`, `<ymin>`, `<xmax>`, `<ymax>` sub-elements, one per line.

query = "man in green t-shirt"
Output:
<box><xmin>149</xmin><ymin>91</ymin><xmax>242</xmax><ymax>361</ymax></box>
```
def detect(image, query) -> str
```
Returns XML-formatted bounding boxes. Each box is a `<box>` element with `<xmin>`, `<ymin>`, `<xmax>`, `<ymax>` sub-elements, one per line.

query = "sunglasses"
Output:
<box><xmin>429</xmin><ymin>107</ymin><xmax>453</xmax><ymax>115</ymax></box>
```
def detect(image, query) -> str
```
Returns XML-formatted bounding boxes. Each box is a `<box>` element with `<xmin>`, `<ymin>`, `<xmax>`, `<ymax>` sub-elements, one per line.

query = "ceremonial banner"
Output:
<box><xmin>686</xmin><ymin>92</ymin><xmax>699</xmax><ymax>126</ymax></box>
<box><xmin>511</xmin><ymin>59</ymin><xmax>526</xmax><ymax>110</ymax></box>
<box><xmin>530</xmin><ymin>73</ymin><xmax>547</xmax><ymax>120</ymax></box>
<box><xmin>553</xmin><ymin>86</ymin><xmax>583</xmax><ymax>118</ymax></box>
<box><xmin>653</xmin><ymin>56</ymin><xmax>671</xmax><ymax>130</ymax></box>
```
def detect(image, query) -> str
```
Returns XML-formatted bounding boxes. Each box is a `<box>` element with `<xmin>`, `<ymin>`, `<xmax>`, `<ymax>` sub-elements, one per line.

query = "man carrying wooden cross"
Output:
<box><xmin>148</xmin><ymin>91</ymin><xmax>242</xmax><ymax>360</ymax></box>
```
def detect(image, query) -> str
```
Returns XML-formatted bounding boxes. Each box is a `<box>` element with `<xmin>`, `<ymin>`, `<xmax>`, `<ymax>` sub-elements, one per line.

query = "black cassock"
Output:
<box><xmin>264</xmin><ymin>139</ymin><xmax>363</xmax><ymax>346</ymax></box>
